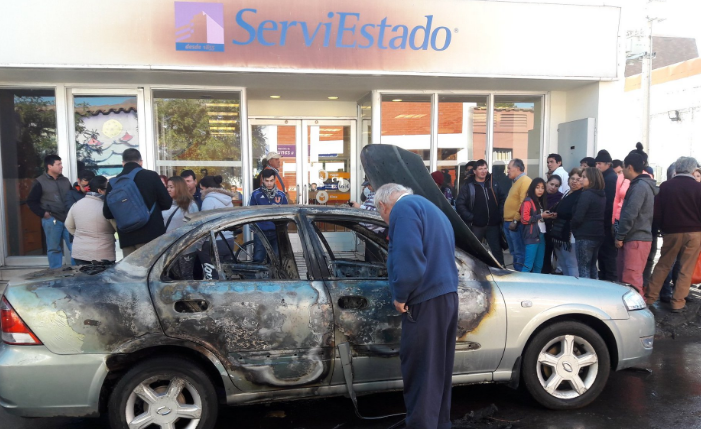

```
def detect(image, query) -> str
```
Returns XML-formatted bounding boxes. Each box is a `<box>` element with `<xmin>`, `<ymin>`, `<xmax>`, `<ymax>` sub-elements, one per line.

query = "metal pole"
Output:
<box><xmin>641</xmin><ymin>18</ymin><xmax>653</xmax><ymax>153</ymax></box>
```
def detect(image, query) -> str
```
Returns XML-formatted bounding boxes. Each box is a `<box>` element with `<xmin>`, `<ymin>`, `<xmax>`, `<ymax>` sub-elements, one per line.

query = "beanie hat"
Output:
<box><xmin>431</xmin><ymin>171</ymin><xmax>444</xmax><ymax>186</ymax></box>
<box><xmin>595</xmin><ymin>150</ymin><xmax>612</xmax><ymax>163</ymax></box>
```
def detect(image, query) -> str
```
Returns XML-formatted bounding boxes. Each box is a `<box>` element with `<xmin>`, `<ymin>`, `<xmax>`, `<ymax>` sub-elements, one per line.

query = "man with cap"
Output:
<box><xmin>264</xmin><ymin>152</ymin><xmax>286</xmax><ymax>196</ymax></box>
<box><xmin>595</xmin><ymin>149</ymin><xmax>619</xmax><ymax>281</ymax></box>
<box><xmin>350</xmin><ymin>178</ymin><xmax>385</xmax><ymax>236</ymax></box>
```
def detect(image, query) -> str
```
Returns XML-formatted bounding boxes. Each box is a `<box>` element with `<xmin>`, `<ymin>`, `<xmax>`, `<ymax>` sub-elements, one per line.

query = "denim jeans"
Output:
<box><xmin>41</xmin><ymin>216</ymin><xmax>73</xmax><ymax>269</ymax></box>
<box><xmin>554</xmin><ymin>243</ymin><xmax>579</xmax><ymax>277</ymax></box>
<box><xmin>503</xmin><ymin>221</ymin><xmax>525</xmax><ymax>271</ymax></box>
<box><xmin>522</xmin><ymin>234</ymin><xmax>546</xmax><ymax>273</ymax></box>
<box><xmin>253</xmin><ymin>230</ymin><xmax>279</xmax><ymax>263</ymax></box>
<box><xmin>576</xmin><ymin>239</ymin><xmax>602</xmax><ymax>279</ymax></box>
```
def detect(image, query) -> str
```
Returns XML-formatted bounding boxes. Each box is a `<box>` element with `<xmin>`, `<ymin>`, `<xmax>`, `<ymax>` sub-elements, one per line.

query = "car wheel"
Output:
<box><xmin>108</xmin><ymin>356</ymin><xmax>218</xmax><ymax>429</ymax></box>
<box><xmin>522</xmin><ymin>321</ymin><xmax>610</xmax><ymax>410</ymax></box>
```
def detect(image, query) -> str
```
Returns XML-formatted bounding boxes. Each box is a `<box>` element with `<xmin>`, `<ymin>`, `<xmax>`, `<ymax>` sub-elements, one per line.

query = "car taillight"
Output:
<box><xmin>1</xmin><ymin>297</ymin><xmax>42</xmax><ymax>345</ymax></box>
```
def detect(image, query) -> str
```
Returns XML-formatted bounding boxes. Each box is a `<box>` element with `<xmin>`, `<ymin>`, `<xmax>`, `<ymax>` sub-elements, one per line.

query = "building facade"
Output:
<box><xmin>0</xmin><ymin>0</ymin><xmax>626</xmax><ymax>277</ymax></box>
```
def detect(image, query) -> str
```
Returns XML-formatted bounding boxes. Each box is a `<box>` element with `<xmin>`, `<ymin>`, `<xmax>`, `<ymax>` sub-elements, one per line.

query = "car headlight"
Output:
<box><xmin>623</xmin><ymin>290</ymin><xmax>647</xmax><ymax>311</ymax></box>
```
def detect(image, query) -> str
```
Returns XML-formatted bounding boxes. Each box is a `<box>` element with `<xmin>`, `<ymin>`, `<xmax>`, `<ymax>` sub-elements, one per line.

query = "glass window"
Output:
<box><xmin>251</xmin><ymin>123</ymin><xmax>297</xmax><ymax>202</ymax></box>
<box><xmin>74</xmin><ymin>95</ymin><xmax>139</xmax><ymax>177</ymax></box>
<box><xmin>311</xmin><ymin>219</ymin><xmax>388</xmax><ymax>279</ymax></box>
<box><xmin>0</xmin><ymin>89</ymin><xmax>58</xmax><ymax>257</ymax></box>
<box><xmin>380</xmin><ymin>94</ymin><xmax>432</xmax><ymax>164</ymax></box>
<box><xmin>306</xmin><ymin>124</ymin><xmax>352</xmax><ymax>206</ymax></box>
<box><xmin>165</xmin><ymin>219</ymin><xmax>304</xmax><ymax>281</ymax></box>
<box><xmin>437</xmin><ymin>95</ymin><xmax>488</xmax><ymax>188</ymax></box>
<box><xmin>154</xmin><ymin>91</ymin><xmax>243</xmax><ymax>202</ymax></box>
<box><xmin>493</xmin><ymin>95</ymin><xmax>543</xmax><ymax>179</ymax></box>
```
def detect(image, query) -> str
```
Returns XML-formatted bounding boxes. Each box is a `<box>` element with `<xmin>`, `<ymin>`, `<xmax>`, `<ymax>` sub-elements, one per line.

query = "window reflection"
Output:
<box><xmin>0</xmin><ymin>89</ymin><xmax>58</xmax><ymax>257</ymax></box>
<box><xmin>493</xmin><ymin>95</ymin><xmax>543</xmax><ymax>178</ymax></box>
<box><xmin>380</xmin><ymin>94</ymin><xmax>432</xmax><ymax>163</ymax></box>
<box><xmin>154</xmin><ymin>91</ymin><xmax>242</xmax><ymax>193</ymax></box>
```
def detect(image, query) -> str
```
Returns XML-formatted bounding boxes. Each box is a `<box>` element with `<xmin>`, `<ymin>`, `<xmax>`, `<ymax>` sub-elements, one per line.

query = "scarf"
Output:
<box><xmin>260</xmin><ymin>185</ymin><xmax>279</xmax><ymax>202</ymax></box>
<box><xmin>86</xmin><ymin>192</ymin><xmax>103</xmax><ymax>199</ymax></box>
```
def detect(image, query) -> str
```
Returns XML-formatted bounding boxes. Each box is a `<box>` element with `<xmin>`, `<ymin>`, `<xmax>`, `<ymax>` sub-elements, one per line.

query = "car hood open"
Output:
<box><xmin>361</xmin><ymin>144</ymin><xmax>501</xmax><ymax>268</ymax></box>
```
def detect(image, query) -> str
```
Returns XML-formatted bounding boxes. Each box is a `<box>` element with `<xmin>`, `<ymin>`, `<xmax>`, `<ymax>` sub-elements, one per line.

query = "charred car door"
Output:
<box><xmin>304</xmin><ymin>211</ymin><xmax>507</xmax><ymax>385</ymax></box>
<box><xmin>148</xmin><ymin>212</ymin><xmax>335</xmax><ymax>393</ymax></box>
<box><xmin>303</xmin><ymin>212</ymin><xmax>403</xmax><ymax>383</ymax></box>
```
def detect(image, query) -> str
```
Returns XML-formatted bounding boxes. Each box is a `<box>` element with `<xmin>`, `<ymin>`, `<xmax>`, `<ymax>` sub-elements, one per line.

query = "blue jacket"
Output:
<box><xmin>387</xmin><ymin>195</ymin><xmax>458</xmax><ymax>305</ymax></box>
<box><xmin>249</xmin><ymin>187</ymin><xmax>288</xmax><ymax>231</ymax></box>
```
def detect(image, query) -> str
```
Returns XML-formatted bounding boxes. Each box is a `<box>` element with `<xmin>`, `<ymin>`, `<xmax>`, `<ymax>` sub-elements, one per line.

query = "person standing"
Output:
<box><xmin>503</xmin><ymin>159</ymin><xmax>532</xmax><ymax>271</ymax></box>
<box><xmin>614</xmin><ymin>153</ymin><xmax>658</xmax><ymax>295</ymax></box>
<box><xmin>693</xmin><ymin>167</ymin><xmax>701</xmax><ymax>182</ymax></box>
<box><xmin>163</xmin><ymin>176</ymin><xmax>199</xmax><ymax>233</ymax></box>
<box><xmin>595</xmin><ymin>149</ymin><xmax>619</xmax><ymax>281</ymax></box>
<box><xmin>103</xmin><ymin>149</ymin><xmax>172</xmax><ymax>257</ymax></box>
<box><xmin>456</xmin><ymin>159</ymin><xmax>506</xmax><ymax>266</ymax></box>
<box><xmin>263</xmin><ymin>152</ymin><xmax>287</xmax><ymax>195</ymax></box>
<box><xmin>64</xmin><ymin>176</ymin><xmax>117</xmax><ymax>265</ymax></box>
<box><xmin>431</xmin><ymin>171</ymin><xmax>455</xmax><ymax>207</ymax></box>
<box><xmin>580</xmin><ymin>157</ymin><xmax>596</xmax><ymax>168</ymax></box>
<box><xmin>249</xmin><ymin>169</ymin><xmax>289</xmax><ymax>263</ymax></box>
<box><xmin>63</xmin><ymin>169</ymin><xmax>95</xmax><ymax>213</ymax></box>
<box><xmin>180</xmin><ymin>169</ymin><xmax>202</xmax><ymax>210</ymax></box>
<box><xmin>26</xmin><ymin>154</ymin><xmax>73</xmax><ymax>269</ymax></box>
<box><xmin>571</xmin><ymin>167</ymin><xmax>606</xmax><ymax>279</ymax></box>
<box><xmin>645</xmin><ymin>157</ymin><xmax>701</xmax><ymax>312</ymax></box>
<box><xmin>520</xmin><ymin>178</ymin><xmax>554</xmax><ymax>273</ymax></box>
<box><xmin>375</xmin><ymin>183</ymin><xmax>458</xmax><ymax>429</ymax></box>
<box><xmin>552</xmin><ymin>169</ymin><xmax>584</xmax><ymax>277</ymax></box>
<box><xmin>543</xmin><ymin>175</ymin><xmax>564</xmax><ymax>274</ymax></box>
<box><xmin>547</xmin><ymin>153</ymin><xmax>570</xmax><ymax>194</ymax></box>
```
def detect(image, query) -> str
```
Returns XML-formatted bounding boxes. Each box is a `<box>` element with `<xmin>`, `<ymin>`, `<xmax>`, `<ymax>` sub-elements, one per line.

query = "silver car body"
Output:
<box><xmin>0</xmin><ymin>206</ymin><xmax>654</xmax><ymax>418</ymax></box>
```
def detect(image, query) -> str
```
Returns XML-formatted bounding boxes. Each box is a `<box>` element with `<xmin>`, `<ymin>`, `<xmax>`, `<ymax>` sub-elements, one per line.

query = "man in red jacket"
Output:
<box><xmin>645</xmin><ymin>157</ymin><xmax>701</xmax><ymax>312</ymax></box>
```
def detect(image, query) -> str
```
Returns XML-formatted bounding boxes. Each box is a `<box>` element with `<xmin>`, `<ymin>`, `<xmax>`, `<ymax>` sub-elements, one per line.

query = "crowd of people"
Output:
<box><xmin>446</xmin><ymin>144</ymin><xmax>701</xmax><ymax>313</ymax></box>
<box><xmin>27</xmin><ymin>149</ymin><xmax>289</xmax><ymax>272</ymax></box>
<box><xmin>28</xmin><ymin>144</ymin><xmax>701</xmax><ymax>311</ymax></box>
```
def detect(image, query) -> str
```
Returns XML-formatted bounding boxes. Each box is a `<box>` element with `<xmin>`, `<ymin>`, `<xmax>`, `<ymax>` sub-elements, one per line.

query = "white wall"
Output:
<box><xmin>248</xmin><ymin>100</ymin><xmax>357</xmax><ymax>117</ymax></box>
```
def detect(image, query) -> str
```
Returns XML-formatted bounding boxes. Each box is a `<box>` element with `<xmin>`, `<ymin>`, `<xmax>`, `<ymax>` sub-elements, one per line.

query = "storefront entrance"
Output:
<box><xmin>249</xmin><ymin>119</ymin><xmax>357</xmax><ymax>206</ymax></box>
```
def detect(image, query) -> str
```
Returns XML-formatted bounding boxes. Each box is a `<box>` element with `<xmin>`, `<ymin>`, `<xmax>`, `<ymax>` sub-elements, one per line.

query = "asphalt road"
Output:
<box><xmin>3</xmin><ymin>333</ymin><xmax>701</xmax><ymax>429</ymax></box>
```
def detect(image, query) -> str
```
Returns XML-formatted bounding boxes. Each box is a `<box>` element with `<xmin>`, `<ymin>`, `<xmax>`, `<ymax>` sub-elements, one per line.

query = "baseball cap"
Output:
<box><xmin>266</xmin><ymin>152</ymin><xmax>281</xmax><ymax>160</ymax></box>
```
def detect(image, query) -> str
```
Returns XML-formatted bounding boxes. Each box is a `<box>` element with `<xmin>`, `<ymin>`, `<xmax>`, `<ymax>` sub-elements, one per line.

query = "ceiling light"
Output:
<box><xmin>392</xmin><ymin>99</ymin><xmax>402</xmax><ymax>102</ymax></box>
<box><xmin>270</xmin><ymin>95</ymin><xmax>281</xmax><ymax>99</ymax></box>
<box><xmin>328</xmin><ymin>96</ymin><xmax>339</xmax><ymax>100</ymax></box>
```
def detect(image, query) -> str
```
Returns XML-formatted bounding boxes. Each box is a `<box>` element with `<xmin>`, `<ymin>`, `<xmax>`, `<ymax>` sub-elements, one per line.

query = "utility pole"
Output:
<box><xmin>640</xmin><ymin>18</ymin><xmax>653</xmax><ymax>154</ymax></box>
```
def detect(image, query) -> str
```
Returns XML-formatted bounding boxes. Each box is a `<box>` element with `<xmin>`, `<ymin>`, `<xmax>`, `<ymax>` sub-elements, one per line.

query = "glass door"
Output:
<box><xmin>248</xmin><ymin>119</ymin><xmax>356</xmax><ymax>206</ymax></box>
<box><xmin>249</xmin><ymin>119</ymin><xmax>302</xmax><ymax>203</ymax></box>
<box><xmin>301</xmin><ymin>120</ymin><xmax>356</xmax><ymax>206</ymax></box>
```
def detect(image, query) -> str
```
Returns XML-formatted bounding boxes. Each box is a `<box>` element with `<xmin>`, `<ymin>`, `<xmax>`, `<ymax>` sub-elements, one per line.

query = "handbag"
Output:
<box><xmin>692</xmin><ymin>252</ymin><xmax>701</xmax><ymax>285</ymax></box>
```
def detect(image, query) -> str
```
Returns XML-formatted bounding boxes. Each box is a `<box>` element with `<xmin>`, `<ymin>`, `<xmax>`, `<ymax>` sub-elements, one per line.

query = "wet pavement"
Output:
<box><xmin>3</xmin><ymin>331</ymin><xmax>701</xmax><ymax>429</ymax></box>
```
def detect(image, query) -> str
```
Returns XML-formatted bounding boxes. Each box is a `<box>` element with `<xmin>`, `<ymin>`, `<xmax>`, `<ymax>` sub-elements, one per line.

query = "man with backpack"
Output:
<box><xmin>103</xmin><ymin>149</ymin><xmax>172</xmax><ymax>257</ymax></box>
<box><xmin>456</xmin><ymin>159</ymin><xmax>506</xmax><ymax>266</ymax></box>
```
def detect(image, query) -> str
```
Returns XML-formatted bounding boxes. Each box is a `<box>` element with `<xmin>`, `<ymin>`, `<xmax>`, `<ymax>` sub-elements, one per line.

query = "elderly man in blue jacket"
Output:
<box><xmin>376</xmin><ymin>183</ymin><xmax>459</xmax><ymax>429</ymax></box>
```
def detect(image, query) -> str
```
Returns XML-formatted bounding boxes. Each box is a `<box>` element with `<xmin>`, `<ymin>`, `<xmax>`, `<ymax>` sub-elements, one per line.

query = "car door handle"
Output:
<box><xmin>338</xmin><ymin>296</ymin><xmax>368</xmax><ymax>310</ymax></box>
<box><xmin>174</xmin><ymin>299</ymin><xmax>209</xmax><ymax>313</ymax></box>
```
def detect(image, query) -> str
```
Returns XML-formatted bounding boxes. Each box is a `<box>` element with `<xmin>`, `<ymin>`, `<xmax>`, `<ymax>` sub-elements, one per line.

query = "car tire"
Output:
<box><xmin>108</xmin><ymin>356</ymin><xmax>218</xmax><ymax>429</ymax></box>
<box><xmin>522</xmin><ymin>321</ymin><xmax>610</xmax><ymax>410</ymax></box>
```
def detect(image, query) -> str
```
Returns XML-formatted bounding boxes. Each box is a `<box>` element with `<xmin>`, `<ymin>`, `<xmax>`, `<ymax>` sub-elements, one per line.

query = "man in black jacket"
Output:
<box><xmin>64</xmin><ymin>169</ymin><xmax>95</xmax><ymax>213</ymax></box>
<box><xmin>456</xmin><ymin>159</ymin><xmax>506</xmax><ymax>265</ymax></box>
<box><xmin>595</xmin><ymin>149</ymin><xmax>619</xmax><ymax>281</ymax></box>
<box><xmin>103</xmin><ymin>149</ymin><xmax>172</xmax><ymax>257</ymax></box>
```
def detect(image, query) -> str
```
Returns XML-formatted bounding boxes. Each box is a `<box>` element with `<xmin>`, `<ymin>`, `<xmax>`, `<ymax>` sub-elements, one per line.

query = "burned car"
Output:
<box><xmin>0</xmin><ymin>146</ymin><xmax>654</xmax><ymax>429</ymax></box>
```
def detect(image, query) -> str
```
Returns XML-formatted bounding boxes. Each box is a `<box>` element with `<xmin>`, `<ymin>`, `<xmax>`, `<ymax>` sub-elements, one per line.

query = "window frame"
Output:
<box><xmin>304</xmin><ymin>213</ymin><xmax>389</xmax><ymax>281</ymax></box>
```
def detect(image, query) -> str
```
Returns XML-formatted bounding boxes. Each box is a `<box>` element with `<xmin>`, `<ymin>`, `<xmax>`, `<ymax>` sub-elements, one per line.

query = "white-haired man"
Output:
<box><xmin>375</xmin><ymin>183</ymin><xmax>458</xmax><ymax>429</ymax></box>
<box><xmin>645</xmin><ymin>156</ymin><xmax>701</xmax><ymax>312</ymax></box>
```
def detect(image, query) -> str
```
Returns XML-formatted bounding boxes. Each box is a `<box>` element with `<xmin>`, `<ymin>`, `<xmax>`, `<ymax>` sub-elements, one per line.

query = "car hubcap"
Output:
<box><xmin>536</xmin><ymin>334</ymin><xmax>599</xmax><ymax>399</ymax></box>
<box><xmin>125</xmin><ymin>376</ymin><xmax>202</xmax><ymax>429</ymax></box>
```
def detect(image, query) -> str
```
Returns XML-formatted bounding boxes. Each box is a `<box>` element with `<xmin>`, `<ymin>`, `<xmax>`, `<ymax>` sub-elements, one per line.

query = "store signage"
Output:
<box><xmin>3</xmin><ymin>0</ymin><xmax>622</xmax><ymax>79</ymax></box>
<box><xmin>231</xmin><ymin>9</ymin><xmax>452</xmax><ymax>51</ymax></box>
